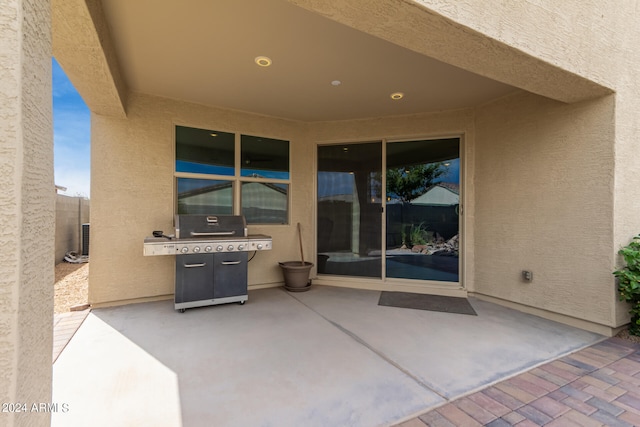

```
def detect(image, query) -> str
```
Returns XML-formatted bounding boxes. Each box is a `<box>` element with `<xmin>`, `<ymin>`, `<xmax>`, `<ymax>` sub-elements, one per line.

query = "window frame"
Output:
<box><xmin>174</xmin><ymin>124</ymin><xmax>291</xmax><ymax>225</ymax></box>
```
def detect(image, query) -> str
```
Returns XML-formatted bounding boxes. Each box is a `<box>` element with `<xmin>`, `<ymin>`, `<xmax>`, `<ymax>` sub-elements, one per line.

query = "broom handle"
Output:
<box><xmin>297</xmin><ymin>222</ymin><xmax>305</xmax><ymax>265</ymax></box>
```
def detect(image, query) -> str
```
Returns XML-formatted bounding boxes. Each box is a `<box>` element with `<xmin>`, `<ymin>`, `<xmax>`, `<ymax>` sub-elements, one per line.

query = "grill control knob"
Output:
<box><xmin>238</xmin><ymin>244</ymin><xmax>245</xmax><ymax>251</ymax></box>
<box><xmin>257</xmin><ymin>244</ymin><xmax>263</xmax><ymax>250</ymax></box>
<box><xmin>216</xmin><ymin>245</ymin><xmax>223</xmax><ymax>252</ymax></box>
<box><xmin>181</xmin><ymin>247</ymin><xmax>189</xmax><ymax>253</ymax></box>
<box><xmin>193</xmin><ymin>246</ymin><xmax>201</xmax><ymax>253</ymax></box>
<box><xmin>227</xmin><ymin>245</ymin><xmax>234</xmax><ymax>251</ymax></box>
<box><xmin>205</xmin><ymin>246</ymin><xmax>212</xmax><ymax>252</ymax></box>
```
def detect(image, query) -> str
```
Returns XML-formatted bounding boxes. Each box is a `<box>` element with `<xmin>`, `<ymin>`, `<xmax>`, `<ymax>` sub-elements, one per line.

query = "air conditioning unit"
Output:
<box><xmin>81</xmin><ymin>223</ymin><xmax>90</xmax><ymax>256</ymax></box>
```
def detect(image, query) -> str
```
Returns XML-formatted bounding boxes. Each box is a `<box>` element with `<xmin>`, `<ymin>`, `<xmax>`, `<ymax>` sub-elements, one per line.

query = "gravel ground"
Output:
<box><xmin>54</xmin><ymin>262</ymin><xmax>89</xmax><ymax>314</ymax></box>
<box><xmin>616</xmin><ymin>327</ymin><xmax>640</xmax><ymax>344</ymax></box>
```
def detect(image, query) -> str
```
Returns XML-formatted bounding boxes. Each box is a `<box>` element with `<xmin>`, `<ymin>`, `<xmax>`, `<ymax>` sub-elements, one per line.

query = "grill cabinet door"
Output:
<box><xmin>175</xmin><ymin>254</ymin><xmax>214</xmax><ymax>304</ymax></box>
<box><xmin>213</xmin><ymin>252</ymin><xmax>248</xmax><ymax>298</ymax></box>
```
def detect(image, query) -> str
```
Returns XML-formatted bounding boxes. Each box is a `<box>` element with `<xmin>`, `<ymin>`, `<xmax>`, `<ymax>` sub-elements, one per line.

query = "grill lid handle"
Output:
<box><xmin>190</xmin><ymin>231</ymin><xmax>236</xmax><ymax>237</ymax></box>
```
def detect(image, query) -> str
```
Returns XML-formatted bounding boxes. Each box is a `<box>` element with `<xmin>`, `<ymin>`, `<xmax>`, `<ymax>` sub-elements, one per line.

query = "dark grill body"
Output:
<box><xmin>143</xmin><ymin>214</ymin><xmax>272</xmax><ymax>312</ymax></box>
<box><xmin>175</xmin><ymin>215</ymin><xmax>248</xmax><ymax>311</ymax></box>
<box><xmin>175</xmin><ymin>251</ymin><xmax>248</xmax><ymax>310</ymax></box>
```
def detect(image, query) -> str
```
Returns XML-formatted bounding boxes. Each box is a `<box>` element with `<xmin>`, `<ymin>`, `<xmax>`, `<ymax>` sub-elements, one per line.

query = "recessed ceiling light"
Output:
<box><xmin>331</xmin><ymin>80</ymin><xmax>342</xmax><ymax>86</ymax></box>
<box><xmin>210</xmin><ymin>133</ymin><xmax>217</xmax><ymax>137</ymax></box>
<box><xmin>390</xmin><ymin>92</ymin><xmax>404</xmax><ymax>100</ymax></box>
<box><xmin>254</xmin><ymin>56</ymin><xmax>272</xmax><ymax>67</ymax></box>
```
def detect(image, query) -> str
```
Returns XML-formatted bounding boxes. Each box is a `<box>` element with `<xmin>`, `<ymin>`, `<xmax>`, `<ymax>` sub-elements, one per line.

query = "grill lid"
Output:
<box><xmin>175</xmin><ymin>215</ymin><xmax>247</xmax><ymax>239</ymax></box>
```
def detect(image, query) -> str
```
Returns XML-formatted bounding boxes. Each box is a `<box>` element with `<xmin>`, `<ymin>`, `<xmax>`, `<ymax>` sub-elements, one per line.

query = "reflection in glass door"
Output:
<box><xmin>317</xmin><ymin>142</ymin><xmax>382</xmax><ymax>277</ymax></box>
<box><xmin>385</xmin><ymin>138</ymin><xmax>460</xmax><ymax>282</ymax></box>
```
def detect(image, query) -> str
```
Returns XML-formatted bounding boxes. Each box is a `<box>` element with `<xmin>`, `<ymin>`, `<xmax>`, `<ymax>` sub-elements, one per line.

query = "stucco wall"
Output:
<box><xmin>85</xmin><ymin>1</ymin><xmax>640</xmax><ymax>333</ymax></box>
<box><xmin>474</xmin><ymin>91</ymin><xmax>616</xmax><ymax>326</ymax></box>
<box><xmin>0</xmin><ymin>0</ymin><xmax>54</xmax><ymax>425</ymax></box>
<box><xmin>408</xmin><ymin>0</ymin><xmax>640</xmax><ymax>327</ymax></box>
<box><xmin>90</xmin><ymin>93</ymin><xmax>308</xmax><ymax>305</ymax></box>
<box><xmin>91</xmin><ymin>89</ymin><xmax>626</xmax><ymax>332</ymax></box>
<box><xmin>52</xmin><ymin>0</ymin><xmax>127</xmax><ymax>117</ymax></box>
<box><xmin>608</xmin><ymin>9</ymin><xmax>640</xmax><ymax>327</ymax></box>
<box><xmin>55</xmin><ymin>194</ymin><xmax>90</xmax><ymax>263</ymax></box>
<box><xmin>411</xmin><ymin>0</ymin><xmax>622</xmax><ymax>92</ymax></box>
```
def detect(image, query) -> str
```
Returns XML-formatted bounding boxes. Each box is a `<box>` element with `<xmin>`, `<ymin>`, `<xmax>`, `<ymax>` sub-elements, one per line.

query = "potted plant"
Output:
<box><xmin>279</xmin><ymin>223</ymin><xmax>313</xmax><ymax>292</ymax></box>
<box><xmin>614</xmin><ymin>234</ymin><xmax>640</xmax><ymax>335</ymax></box>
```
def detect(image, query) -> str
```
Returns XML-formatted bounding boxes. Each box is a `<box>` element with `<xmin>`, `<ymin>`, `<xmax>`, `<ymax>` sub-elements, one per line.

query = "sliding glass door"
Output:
<box><xmin>317</xmin><ymin>137</ymin><xmax>460</xmax><ymax>284</ymax></box>
<box><xmin>385</xmin><ymin>138</ymin><xmax>460</xmax><ymax>282</ymax></box>
<box><xmin>317</xmin><ymin>142</ymin><xmax>382</xmax><ymax>277</ymax></box>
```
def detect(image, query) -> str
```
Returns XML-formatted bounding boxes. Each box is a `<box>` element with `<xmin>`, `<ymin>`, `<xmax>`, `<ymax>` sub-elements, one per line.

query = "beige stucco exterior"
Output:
<box><xmin>80</xmin><ymin>0</ymin><xmax>640</xmax><ymax>335</ymax></box>
<box><xmin>0</xmin><ymin>0</ymin><xmax>54</xmax><ymax>425</ymax></box>
<box><xmin>51</xmin><ymin>0</ymin><xmax>127</xmax><ymax>117</ymax></box>
<box><xmin>474</xmin><ymin>92</ymin><xmax>617</xmax><ymax>329</ymax></box>
<box><xmin>3</xmin><ymin>2</ymin><xmax>640</xmax><ymax>424</ymax></box>
<box><xmin>88</xmin><ymin>87</ymin><xmax>628</xmax><ymax>335</ymax></box>
<box><xmin>89</xmin><ymin>94</ymin><xmax>308</xmax><ymax>305</ymax></box>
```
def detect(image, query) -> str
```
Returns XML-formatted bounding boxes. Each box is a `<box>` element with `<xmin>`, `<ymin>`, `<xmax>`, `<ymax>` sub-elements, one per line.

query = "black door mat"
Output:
<box><xmin>378</xmin><ymin>291</ymin><xmax>477</xmax><ymax>316</ymax></box>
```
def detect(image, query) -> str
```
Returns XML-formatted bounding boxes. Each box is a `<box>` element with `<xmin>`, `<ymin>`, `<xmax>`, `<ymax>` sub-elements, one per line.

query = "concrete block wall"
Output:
<box><xmin>55</xmin><ymin>194</ymin><xmax>90</xmax><ymax>263</ymax></box>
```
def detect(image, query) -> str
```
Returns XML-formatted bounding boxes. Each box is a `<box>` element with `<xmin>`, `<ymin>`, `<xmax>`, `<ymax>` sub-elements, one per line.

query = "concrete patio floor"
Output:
<box><xmin>51</xmin><ymin>286</ymin><xmax>604</xmax><ymax>427</ymax></box>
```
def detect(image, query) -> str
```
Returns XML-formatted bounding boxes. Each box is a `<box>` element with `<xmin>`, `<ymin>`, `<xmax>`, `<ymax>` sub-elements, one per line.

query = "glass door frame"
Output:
<box><xmin>383</xmin><ymin>136</ymin><xmax>463</xmax><ymax>286</ymax></box>
<box><xmin>316</xmin><ymin>140</ymin><xmax>384</xmax><ymax>280</ymax></box>
<box><xmin>315</xmin><ymin>134</ymin><xmax>465</xmax><ymax>289</ymax></box>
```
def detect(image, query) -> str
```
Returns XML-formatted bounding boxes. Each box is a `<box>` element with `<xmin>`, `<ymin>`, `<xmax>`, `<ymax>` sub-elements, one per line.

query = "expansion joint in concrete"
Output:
<box><xmin>282</xmin><ymin>289</ymin><xmax>449</xmax><ymax>400</ymax></box>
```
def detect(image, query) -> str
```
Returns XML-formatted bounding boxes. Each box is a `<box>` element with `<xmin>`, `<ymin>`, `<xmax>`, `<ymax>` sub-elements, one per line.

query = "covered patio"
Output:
<box><xmin>52</xmin><ymin>0</ymin><xmax>624</xmax><ymax>337</ymax></box>
<box><xmin>4</xmin><ymin>1</ymin><xmax>638</xmax><ymax>425</ymax></box>
<box><xmin>51</xmin><ymin>286</ymin><xmax>602</xmax><ymax>426</ymax></box>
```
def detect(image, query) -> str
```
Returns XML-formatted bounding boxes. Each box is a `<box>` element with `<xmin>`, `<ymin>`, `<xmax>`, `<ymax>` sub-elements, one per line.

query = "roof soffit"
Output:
<box><xmin>288</xmin><ymin>0</ymin><xmax>613</xmax><ymax>104</ymax></box>
<box><xmin>52</xmin><ymin>0</ymin><xmax>127</xmax><ymax>118</ymax></box>
<box><xmin>97</xmin><ymin>0</ymin><xmax>517</xmax><ymax>121</ymax></box>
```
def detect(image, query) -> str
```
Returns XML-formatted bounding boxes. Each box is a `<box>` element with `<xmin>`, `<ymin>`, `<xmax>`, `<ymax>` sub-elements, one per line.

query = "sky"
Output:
<box><xmin>53</xmin><ymin>58</ymin><xmax>91</xmax><ymax>198</ymax></box>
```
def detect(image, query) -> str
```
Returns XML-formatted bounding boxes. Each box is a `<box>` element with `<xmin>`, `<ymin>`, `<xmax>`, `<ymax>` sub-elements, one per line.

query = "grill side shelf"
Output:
<box><xmin>143</xmin><ymin>241</ymin><xmax>177</xmax><ymax>256</ymax></box>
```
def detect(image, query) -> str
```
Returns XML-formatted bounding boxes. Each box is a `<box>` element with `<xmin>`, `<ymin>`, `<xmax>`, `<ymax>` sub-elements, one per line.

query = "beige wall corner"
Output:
<box><xmin>474</xmin><ymin>92</ymin><xmax>617</xmax><ymax>328</ymax></box>
<box><xmin>52</xmin><ymin>0</ymin><xmax>127</xmax><ymax>117</ymax></box>
<box><xmin>611</xmin><ymin>1</ymin><xmax>640</xmax><ymax>326</ymax></box>
<box><xmin>287</xmin><ymin>0</ymin><xmax>613</xmax><ymax>104</ymax></box>
<box><xmin>0</xmin><ymin>0</ymin><xmax>54</xmax><ymax>425</ymax></box>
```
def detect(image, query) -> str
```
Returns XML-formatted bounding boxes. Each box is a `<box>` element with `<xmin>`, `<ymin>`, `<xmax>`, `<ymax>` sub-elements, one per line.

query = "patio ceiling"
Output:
<box><xmin>91</xmin><ymin>0</ymin><xmax>516</xmax><ymax>121</ymax></box>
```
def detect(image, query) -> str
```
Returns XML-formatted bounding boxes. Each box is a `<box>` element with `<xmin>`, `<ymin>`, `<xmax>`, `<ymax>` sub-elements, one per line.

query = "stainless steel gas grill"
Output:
<box><xmin>143</xmin><ymin>215</ymin><xmax>272</xmax><ymax>312</ymax></box>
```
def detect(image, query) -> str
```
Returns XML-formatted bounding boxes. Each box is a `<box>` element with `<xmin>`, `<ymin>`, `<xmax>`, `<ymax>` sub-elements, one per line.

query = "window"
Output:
<box><xmin>175</xmin><ymin>125</ymin><xmax>290</xmax><ymax>224</ymax></box>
